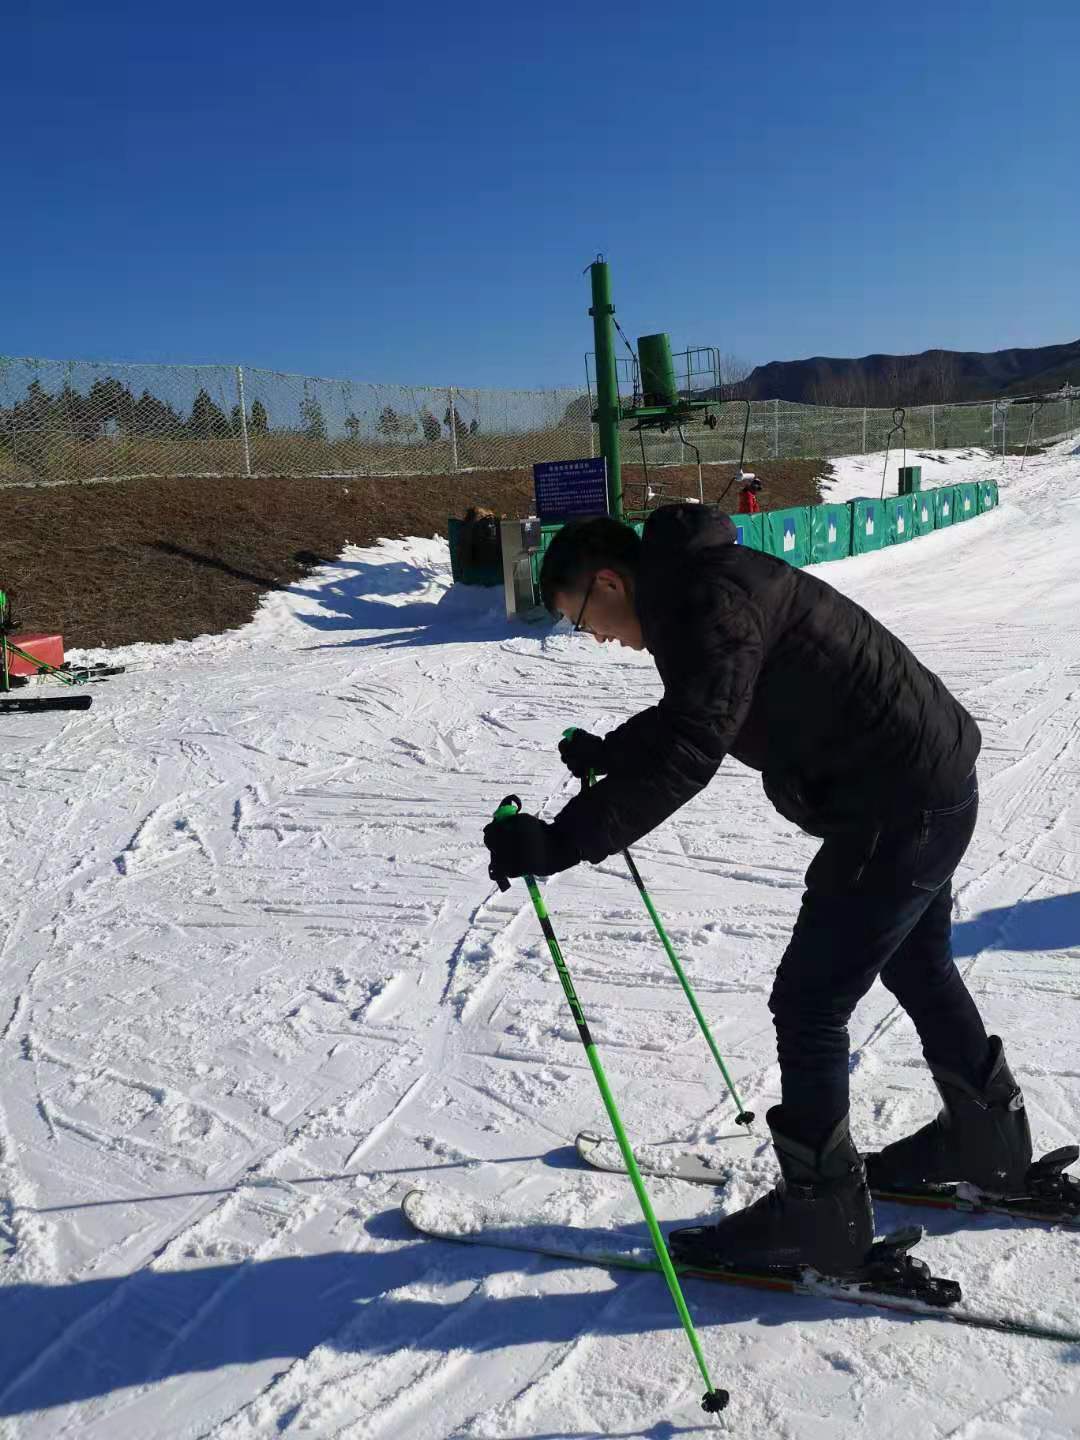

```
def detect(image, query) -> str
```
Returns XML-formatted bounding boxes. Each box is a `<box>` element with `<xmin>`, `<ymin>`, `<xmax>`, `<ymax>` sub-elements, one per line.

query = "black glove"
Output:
<box><xmin>483</xmin><ymin>813</ymin><xmax>581</xmax><ymax>884</ymax></box>
<box><xmin>558</xmin><ymin>729</ymin><xmax>607</xmax><ymax>781</ymax></box>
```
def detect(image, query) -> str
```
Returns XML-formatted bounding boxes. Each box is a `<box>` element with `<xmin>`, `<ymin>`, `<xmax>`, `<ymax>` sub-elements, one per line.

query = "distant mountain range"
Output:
<box><xmin>731</xmin><ymin>338</ymin><xmax>1080</xmax><ymax>406</ymax></box>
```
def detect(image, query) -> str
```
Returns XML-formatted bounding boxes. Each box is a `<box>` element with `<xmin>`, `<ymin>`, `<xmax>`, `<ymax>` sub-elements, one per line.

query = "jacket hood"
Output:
<box><xmin>640</xmin><ymin>504</ymin><xmax>738</xmax><ymax>570</ymax></box>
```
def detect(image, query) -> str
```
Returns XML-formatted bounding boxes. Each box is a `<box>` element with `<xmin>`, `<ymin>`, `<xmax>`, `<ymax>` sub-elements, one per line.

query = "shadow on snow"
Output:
<box><xmin>10</xmin><ymin>1197</ymin><xmax>1075</xmax><ymax>1418</ymax></box>
<box><xmin>952</xmin><ymin>891</ymin><xmax>1079</xmax><ymax>957</ymax></box>
<box><xmin>289</xmin><ymin>556</ymin><xmax>531</xmax><ymax>650</ymax></box>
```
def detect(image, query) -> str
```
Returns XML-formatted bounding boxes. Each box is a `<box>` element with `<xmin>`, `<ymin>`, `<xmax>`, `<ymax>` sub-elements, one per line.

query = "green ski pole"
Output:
<box><xmin>563</xmin><ymin>729</ymin><xmax>754</xmax><ymax>1130</ymax></box>
<box><xmin>488</xmin><ymin>796</ymin><xmax>729</xmax><ymax>1417</ymax></box>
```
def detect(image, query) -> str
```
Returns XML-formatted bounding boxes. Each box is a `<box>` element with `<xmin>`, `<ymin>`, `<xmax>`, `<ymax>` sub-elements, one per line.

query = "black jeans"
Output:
<box><xmin>768</xmin><ymin>772</ymin><xmax>989</xmax><ymax>1139</ymax></box>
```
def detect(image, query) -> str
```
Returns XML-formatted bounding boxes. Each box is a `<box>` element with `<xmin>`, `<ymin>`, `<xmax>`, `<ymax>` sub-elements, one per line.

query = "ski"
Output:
<box><xmin>576</xmin><ymin>1131</ymin><xmax>1080</xmax><ymax>1229</ymax></box>
<box><xmin>402</xmin><ymin>1188</ymin><xmax>1080</xmax><ymax>1345</ymax></box>
<box><xmin>576</xmin><ymin>1129</ymin><xmax>744</xmax><ymax>1187</ymax></box>
<box><xmin>869</xmin><ymin>1145</ymin><xmax>1080</xmax><ymax>1226</ymax></box>
<box><xmin>0</xmin><ymin>693</ymin><xmax>93</xmax><ymax>715</ymax></box>
<box><xmin>60</xmin><ymin>662</ymin><xmax>127</xmax><ymax>682</ymax></box>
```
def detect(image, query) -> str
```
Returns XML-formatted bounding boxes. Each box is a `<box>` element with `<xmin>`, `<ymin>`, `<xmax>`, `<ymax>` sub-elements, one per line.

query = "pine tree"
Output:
<box><xmin>57</xmin><ymin>382</ymin><xmax>92</xmax><ymax>439</ymax></box>
<box><xmin>133</xmin><ymin>389</ymin><xmax>184</xmax><ymax>436</ymax></box>
<box><xmin>420</xmin><ymin>409</ymin><xmax>441</xmax><ymax>443</ymax></box>
<box><xmin>190</xmin><ymin>388</ymin><xmax>231</xmax><ymax>438</ymax></box>
<box><xmin>443</xmin><ymin>406</ymin><xmax>469</xmax><ymax>440</ymax></box>
<box><xmin>86</xmin><ymin>377</ymin><xmax>137</xmax><ymax>433</ymax></box>
<box><xmin>16</xmin><ymin>380</ymin><xmax>54</xmax><ymax>434</ymax></box>
<box><xmin>249</xmin><ymin>398</ymin><xmax>269</xmax><ymax>433</ymax></box>
<box><xmin>299</xmin><ymin>393</ymin><xmax>327</xmax><ymax>441</ymax></box>
<box><xmin>376</xmin><ymin>405</ymin><xmax>402</xmax><ymax>439</ymax></box>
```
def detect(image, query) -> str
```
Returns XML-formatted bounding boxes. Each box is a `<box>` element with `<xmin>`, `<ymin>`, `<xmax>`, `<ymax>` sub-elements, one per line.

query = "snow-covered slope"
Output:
<box><xmin>823</xmin><ymin>440</ymin><xmax>1047</xmax><ymax>504</ymax></box>
<box><xmin>1</xmin><ymin>437</ymin><xmax>1079</xmax><ymax>1439</ymax></box>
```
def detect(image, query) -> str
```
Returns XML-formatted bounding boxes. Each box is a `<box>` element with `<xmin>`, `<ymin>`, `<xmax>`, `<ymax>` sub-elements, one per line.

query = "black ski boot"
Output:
<box><xmin>866</xmin><ymin>1036</ymin><xmax>1032</xmax><ymax>1194</ymax></box>
<box><xmin>669</xmin><ymin>1107</ymin><xmax>874</xmax><ymax>1274</ymax></box>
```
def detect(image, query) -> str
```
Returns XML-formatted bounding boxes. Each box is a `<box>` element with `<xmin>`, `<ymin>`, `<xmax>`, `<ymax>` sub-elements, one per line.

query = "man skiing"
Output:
<box><xmin>482</xmin><ymin>503</ymin><xmax>1033</xmax><ymax>1276</ymax></box>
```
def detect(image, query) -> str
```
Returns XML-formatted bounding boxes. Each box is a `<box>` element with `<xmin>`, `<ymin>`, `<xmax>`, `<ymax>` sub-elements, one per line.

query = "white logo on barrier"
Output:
<box><xmin>921</xmin><ymin>506</ymin><xmax>929</xmax><ymax>523</ymax></box>
<box><xmin>943</xmin><ymin>502</ymin><xmax>950</xmax><ymax>517</ymax></box>
<box><xmin>865</xmin><ymin>515</ymin><xmax>874</xmax><ymax>536</ymax></box>
<box><xmin>828</xmin><ymin>522</ymin><xmax>837</xmax><ymax>544</ymax></box>
<box><xmin>784</xmin><ymin>530</ymin><xmax>795</xmax><ymax>552</ymax></box>
<box><xmin>897</xmin><ymin>515</ymin><xmax>905</xmax><ymax>533</ymax></box>
<box><xmin>964</xmin><ymin>497</ymin><xmax>972</xmax><ymax>511</ymax></box>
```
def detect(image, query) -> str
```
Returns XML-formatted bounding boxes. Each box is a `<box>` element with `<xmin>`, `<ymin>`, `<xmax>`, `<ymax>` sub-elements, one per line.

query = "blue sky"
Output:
<box><xmin>6</xmin><ymin>0</ymin><xmax>1078</xmax><ymax>388</ymax></box>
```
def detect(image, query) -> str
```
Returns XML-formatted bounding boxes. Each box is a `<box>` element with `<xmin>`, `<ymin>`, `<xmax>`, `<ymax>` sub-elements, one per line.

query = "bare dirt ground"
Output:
<box><xmin>0</xmin><ymin>460</ymin><xmax>829</xmax><ymax>647</ymax></box>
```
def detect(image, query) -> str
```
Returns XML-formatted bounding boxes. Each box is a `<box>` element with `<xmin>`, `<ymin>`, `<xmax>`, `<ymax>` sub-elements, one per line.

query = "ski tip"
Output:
<box><xmin>575</xmin><ymin>1130</ymin><xmax>604</xmax><ymax>1151</ymax></box>
<box><xmin>400</xmin><ymin>1188</ymin><xmax>429</xmax><ymax>1231</ymax></box>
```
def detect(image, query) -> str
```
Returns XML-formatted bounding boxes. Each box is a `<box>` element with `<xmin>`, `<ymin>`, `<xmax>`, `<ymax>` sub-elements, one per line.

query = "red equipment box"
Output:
<box><xmin>6</xmin><ymin>633</ymin><xmax>65</xmax><ymax>677</ymax></box>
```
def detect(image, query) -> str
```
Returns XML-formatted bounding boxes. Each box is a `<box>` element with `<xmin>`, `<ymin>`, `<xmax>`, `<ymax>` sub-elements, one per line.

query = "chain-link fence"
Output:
<box><xmin>1</xmin><ymin>355</ymin><xmax>1077</xmax><ymax>488</ymax></box>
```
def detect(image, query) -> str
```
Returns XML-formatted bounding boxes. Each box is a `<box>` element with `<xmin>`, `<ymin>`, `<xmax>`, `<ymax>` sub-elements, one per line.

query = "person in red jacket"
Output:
<box><xmin>736</xmin><ymin>473</ymin><xmax>763</xmax><ymax>513</ymax></box>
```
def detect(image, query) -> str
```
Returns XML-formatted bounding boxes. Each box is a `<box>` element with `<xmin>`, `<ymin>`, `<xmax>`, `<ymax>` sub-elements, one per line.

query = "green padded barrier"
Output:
<box><xmin>762</xmin><ymin>506</ymin><xmax>812</xmax><ymax>567</ymax></box>
<box><xmin>933</xmin><ymin>486</ymin><xmax>957</xmax><ymax>528</ymax></box>
<box><xmin>809</xmin><ymin>503</ymin><xmax>852</xmax><ymax>563</ymax></box>
<box><xmin>885</xmin><ymin>494</ymin><xmax>916</xmax><ymax>546</ymax></box>
<box><xmin>732</xmin><ymin>512</ymin><xmax>765</xmax><ymax>550</ymax></box>
<box><xmin>913</xmin><ymin>492</ymin><xmax>936</xmax><ymax>537</ymax></box>
<box><xmin>978</xmin><ymin>479</ymin><xmax>999</xmax><ymax>512</ymax></box>
<box><xmin>955</xmin><ymin>482</ymin><xmax>979</xmax><ymax>522</ymax></box>
<box><xmin>850</xmin><ymin>497</ymin><xmax>886</xmax><ymax>554</ymax></box>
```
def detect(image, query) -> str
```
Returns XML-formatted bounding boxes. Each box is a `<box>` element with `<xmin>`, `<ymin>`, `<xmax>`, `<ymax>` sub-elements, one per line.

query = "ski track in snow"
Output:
<box><xmin>1</xmin><ymin>438</ymin><xmax>1079</xmax><ymax>1438</ymax></box>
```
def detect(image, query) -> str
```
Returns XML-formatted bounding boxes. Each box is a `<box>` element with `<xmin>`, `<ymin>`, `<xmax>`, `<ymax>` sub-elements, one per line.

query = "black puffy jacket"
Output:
<box><xmin>552</xmin><ymin>503</ymin><xmax>980</xmax><ymax>863</ymax></box>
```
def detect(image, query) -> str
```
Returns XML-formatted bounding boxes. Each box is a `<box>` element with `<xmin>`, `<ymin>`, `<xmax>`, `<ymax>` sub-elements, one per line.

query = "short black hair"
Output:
<box><xmin>539</xmin><ymin>516</ymin><xmax>642</xmax><ymax>616</ymax></box>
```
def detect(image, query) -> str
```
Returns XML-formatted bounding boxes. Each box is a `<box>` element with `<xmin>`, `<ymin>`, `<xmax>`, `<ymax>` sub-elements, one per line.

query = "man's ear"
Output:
<box><xmin>594</xmin><ymin>567</ymin><xmax>626</xmax><ymax>594</ymax></box>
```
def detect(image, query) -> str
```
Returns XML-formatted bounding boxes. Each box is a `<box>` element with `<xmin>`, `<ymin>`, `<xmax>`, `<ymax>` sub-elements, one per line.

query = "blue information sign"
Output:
<box><xmin>533</xmin><ymin>457</ymin><xmax>608</xmax><ymax>523</ymax></box>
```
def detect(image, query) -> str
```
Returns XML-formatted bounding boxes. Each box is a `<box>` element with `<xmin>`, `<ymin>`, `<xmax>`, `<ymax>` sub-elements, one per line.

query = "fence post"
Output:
<box><xmin>236</xmin><ymin>366</ymin><xmax>252</xmax><ymax>477</ymax></box>
<box><xmin>930</xmin><ymin>404</ymin><xmax>936</xmax><ymax>448</ymax></box>
<box><xmin>448</xmin><ymin>386</ymin><xmax>459</xmax><ymax>471</ymax></box>
<box><xmin>862</xmin><ymin>407</ymin><xmax>867</xmax><ymax>454</ymax></box>
<box><xmin>773</xmin><ymin>398</ymin><xmax>780</xmax><ymax>458</ymax></box>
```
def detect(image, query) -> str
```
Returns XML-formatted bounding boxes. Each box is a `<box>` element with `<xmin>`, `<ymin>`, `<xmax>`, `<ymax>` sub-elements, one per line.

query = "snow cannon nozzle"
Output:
<box><xmin>736</xmin><ymin>1110</ymin><xmax>756</xmax><ymax>1127</ymax></box>
<box><xmin>701</xmin><ymin>1388</ymin><xmax>730</xmax><ymax>1414</ymax></box>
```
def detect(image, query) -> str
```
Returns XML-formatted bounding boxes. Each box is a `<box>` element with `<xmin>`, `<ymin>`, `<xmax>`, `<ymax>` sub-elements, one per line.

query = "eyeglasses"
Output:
<box><xmin>573</xmin><ymin>574</ymin><xmax>596</xmax><ymax>635</ymax></box>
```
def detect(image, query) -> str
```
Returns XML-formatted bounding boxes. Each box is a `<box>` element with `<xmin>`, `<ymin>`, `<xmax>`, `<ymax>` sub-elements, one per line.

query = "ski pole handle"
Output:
<box><xmin>561</xmin><ymin>726</ymin><xmax>602</xmax><ymax>788</ymax></box>
<box><xmin>488</xmin><ymin>794</ymin><xmax>522</xmax><ymax>892</ymax></box>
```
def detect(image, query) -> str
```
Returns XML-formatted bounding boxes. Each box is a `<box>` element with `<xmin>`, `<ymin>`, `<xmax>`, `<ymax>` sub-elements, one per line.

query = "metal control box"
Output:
<box><xmin>500</xmin><ymin>517</ymin><xmax>544</xmax><ymax>619</ymax></box>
